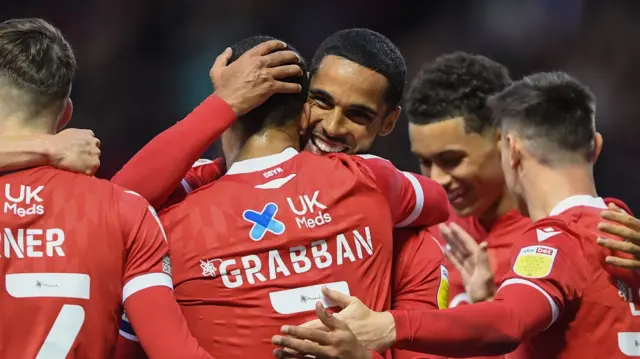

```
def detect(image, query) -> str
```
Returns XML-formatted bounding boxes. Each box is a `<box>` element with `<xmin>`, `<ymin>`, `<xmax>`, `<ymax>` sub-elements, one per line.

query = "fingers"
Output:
<box><xmin>321</xmin><ymin>286</ymin><xmax>354</xmax><ymax>308</ymax></box>
<box><xmin>604</xmin><ymin>255</ymin><xmax>640</xmax><ymax>270</ymax></box>
<box><xmin>212</xmin><ymin>47</ymin><xmax>233</xmax><ymax>72</ymax></box>
<box><xmin>599</xmin><ymin>222</ymin><xmax>640</xmax><ymax>246</ymax></box>
<box><xmin>247</xmin><ymin>39</ymin><xmax>287</xmax><ymax>57</ymax></box>
<box><xmin>262</xmin><ymin>50</ymin><xmax>301</xmax><ymax>67</ymax></box>
<box><xmin>272</xmin><ymin>334</ymin><xmax>328</xmax><ymax>357</ymax></box>
<box><xmin>476</xmin><ymin>242</ymin><xmax>489</xmax><ymax>260</ymax></box>
<box><xmin>272</xmin><ymin>348</ymin><xmax>309</xmax><ymax>359</ymax></box>
<box><xmin>597</xmin><ymin>237</ymin><xmax>640</xmax><ymax>257</ymax></box>
<box><xmin>608</xmin><ymin>202</ymin><xmax>622</xmax><ymax>211</ymax></box>
<box><xmin>450</xmin><ymin>222</ymin><xmax>480</xmax><ymax>249</ymax></box>
<box><xmin>269</xmin><ymin>81</ymin><xmax>302</xmax><ymax>94</ymax></box>
<box><xmin>443</xmin><ymin>249</ymin><xmax>466</xmax><ymax>276</ymax></box>
<box><xmin>281</xmin><ymin>323</ymin><xmax>333</xmax><ymax>346</ymax></box>
<box><xmin>601</xmin><ymin>210</ymin><xmax>640</xmax><ymax>232</ymax></box>
<box><xmin>267</xmin><ymin>64</ymin><xmax>304</xmax><ymax>79</ymax></box>
<box><xmin>315</xmin><ymin>301</ymin><xmax>348</xmax><ymax>331</ymax></box>
<box><xmin>439</xmin><ymin>223</ymin><xmax>470</xmax><ymax>264</ymax></box>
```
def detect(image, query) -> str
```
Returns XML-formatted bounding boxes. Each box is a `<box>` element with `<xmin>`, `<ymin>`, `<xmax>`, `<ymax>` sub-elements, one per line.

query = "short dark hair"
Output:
<box><xmin>310</xmin><ymin>28</ymin><xmax>406</xmax><ymax>109</ymax></box>
<box><xmin>0</xmin><ymin>18</ymin><xmax>76</xmax><ymax>113</ymax></box>
<box><xmin>488</xmin><ymin>71</ymin><xmax>596</xmax><ymax>161</ymax></box>
<box><xmin>405</xmin><ymin>52</ymin><xmax>511</xmax><ymax>133</ymax></box>
<box><xmin>228</xmin><ymin>35</ymin><xmax>308</xmax><ymax>136</ymax></box>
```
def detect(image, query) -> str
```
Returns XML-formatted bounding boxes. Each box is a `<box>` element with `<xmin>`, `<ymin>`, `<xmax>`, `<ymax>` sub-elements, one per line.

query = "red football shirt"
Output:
<box><xmin>0</xmin><ymin>167</ymin><xmax>172</xmax><ymax>359</ymax></box>
<box><xmin>391</xmin><ymin>195</ymin><xmax>640</xmax><ymax>359</ymax></box>
<box><xmin>156</xmin><ymin>148</ymin><xmax>446</xmax><ymax>357</ymax></box>
<box><xmin>431</xmin><ymin>209</ymin><xmax>530</xmax><ymax>309</ymax></box>
<box><xmin>391</xmin><ymin>228</ymin><xmax>448</xmax><ymax>359</ymax></box>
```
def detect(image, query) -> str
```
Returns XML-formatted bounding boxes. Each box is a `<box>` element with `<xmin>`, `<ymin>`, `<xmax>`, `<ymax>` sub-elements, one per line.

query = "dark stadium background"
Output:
<box><xmin>3</xmin><ymin>0</ymin><xmax>638</xmax><ymax>212</ymax></box>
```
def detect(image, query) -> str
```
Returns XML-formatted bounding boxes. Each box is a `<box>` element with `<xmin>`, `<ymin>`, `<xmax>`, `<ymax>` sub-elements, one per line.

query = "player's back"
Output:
<box><xmin>161</xmin><ymin>149</ymin><xmax>396</xmax><ymax>358</ymax></box>
<box><xmin>510</xmin><ymin>204</ymin><xmax>640</xmax><ymax>359</ymax></box>
<box><xmin>1</xmin><ymin>167</ymin><xmax>131</xmax><ymax>358</ymax></box>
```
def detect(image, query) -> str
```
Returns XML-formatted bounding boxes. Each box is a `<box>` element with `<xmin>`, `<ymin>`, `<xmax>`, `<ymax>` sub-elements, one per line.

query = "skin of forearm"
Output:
<box><xmin>0</xmin><ymin>135</ymin><xmax>53</xmax><ymax>171</ymax></box>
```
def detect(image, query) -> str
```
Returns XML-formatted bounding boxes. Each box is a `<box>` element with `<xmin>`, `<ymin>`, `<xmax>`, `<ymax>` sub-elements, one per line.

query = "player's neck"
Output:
<box><xmin>477</xmin><ymin>190</ymin><xmax>516</xmax><ymax>230</ymax></box>
<box><xmin>235</xmin><ymin>128</ymin><xmax>300</xmax><ymax>163</ymax></box>
<box><xmin>0</xmin><ymin>118</ymin><xmax>55</xmax><ymax>136</ymax></box>
<box><xmin>522</xmin><ymin>163</ymin><xmax>597</xmax><ymax>222</ymax></box>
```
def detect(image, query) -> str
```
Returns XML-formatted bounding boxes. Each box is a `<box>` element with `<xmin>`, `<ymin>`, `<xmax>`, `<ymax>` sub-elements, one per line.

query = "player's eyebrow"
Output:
<box><xmin>309</xmin><ymin>88</ymin><xmax>379</xmax><ymax>117</ymax></box>
<box><xmin>309</xmin><ymin>88</ymin><xmax>334</xmax><ymax>103</ymax></box>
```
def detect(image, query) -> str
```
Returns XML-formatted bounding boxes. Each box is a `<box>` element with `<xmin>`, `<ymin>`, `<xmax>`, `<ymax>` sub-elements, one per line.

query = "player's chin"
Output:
<box><xmin>451</xmin><ymin>197</ymin><xmax>481</xmax><ymax>218</ymax></box>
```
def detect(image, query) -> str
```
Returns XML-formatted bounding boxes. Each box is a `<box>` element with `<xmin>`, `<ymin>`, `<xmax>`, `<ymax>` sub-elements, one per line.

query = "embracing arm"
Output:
<box><xmin>110</xmin><ymin>95</ymin><xmax>235</xmax><ymax>208</ymax></box>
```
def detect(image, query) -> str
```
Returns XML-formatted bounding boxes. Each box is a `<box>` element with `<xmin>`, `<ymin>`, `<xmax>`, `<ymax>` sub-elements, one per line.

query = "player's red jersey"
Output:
<box><xmin>431</xmin><ymin>209</ymin><xmax>530</xmax><ymax>309</ymax></box>
<box><xmin>499</xmin><ymin>195</ymin><xmax>640</xmax><ymax>359</ymax></box>
<box><xmin>156</xmin><ymin>148</ymin><xmax>446</xmax><ymax>357</ymax></box>
<box><xmin>0</xmin><ymin>167</ymin><xmax>172</xmax><ymax>359</ymax></box>
<box><xmin>391</xmin><ymin>195</ymin><xmax>640</xmax><ymax>359</ymax></box>
<box><xmin>431</xmin><ymin>209</ymin><xmax>530</xmax><ymax>359</ymax></box>
<box><xmin>391</xmin><ymin>228</ymin><xmax>448</xmax><ymax>359</ymax></box>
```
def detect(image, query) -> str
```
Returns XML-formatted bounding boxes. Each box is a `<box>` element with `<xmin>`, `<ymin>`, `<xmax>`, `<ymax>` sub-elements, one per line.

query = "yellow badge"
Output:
<box><xmin>437</xmin><ymin>265</ymin><xmax>450</xmax><ymax>309</ymax></box>
<box><xmin>513</xmin><ymin>245</ymin><xmax>558</xmax><ymax>278</ymax></box>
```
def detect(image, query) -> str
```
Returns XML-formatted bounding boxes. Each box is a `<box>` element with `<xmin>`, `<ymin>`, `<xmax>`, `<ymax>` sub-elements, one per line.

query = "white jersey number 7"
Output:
<box><xmin>5</xmin><ymin>272</ymin><xmax>90</xmax><ymax>359</ymax></box>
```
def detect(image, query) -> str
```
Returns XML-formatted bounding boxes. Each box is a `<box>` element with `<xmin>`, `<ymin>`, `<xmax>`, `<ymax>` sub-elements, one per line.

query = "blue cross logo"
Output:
<box><xmin>242</xmin><ymin>202</ymin><xmax>286</xmax><ymax>241</ymax></box>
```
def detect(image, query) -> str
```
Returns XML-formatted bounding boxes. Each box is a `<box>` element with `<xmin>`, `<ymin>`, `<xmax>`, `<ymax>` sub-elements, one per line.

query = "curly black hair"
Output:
<box><xmin>311</xmin><ymin>28</ymin><xmax>406</xmax><ymax>109</ymax></box>
<box><xmin>405</xmin><ymin>52</ymin><xmax>511</xmax><ymax>133</ymax></box>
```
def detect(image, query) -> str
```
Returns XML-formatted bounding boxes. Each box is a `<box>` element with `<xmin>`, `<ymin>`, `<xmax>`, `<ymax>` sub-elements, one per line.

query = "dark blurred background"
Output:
<box><xmin>2</xmin><ymin>0</ymin><xmax>638</xmax><ymax>211</ymax></box>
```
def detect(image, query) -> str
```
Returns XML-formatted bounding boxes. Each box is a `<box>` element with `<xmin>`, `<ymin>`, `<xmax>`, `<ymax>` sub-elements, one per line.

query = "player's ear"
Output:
<box><xmin>298</xmin><ymin>102</ymin><xmax>311</xmax><ymax>136</ymax></box>
<box><xmin>56</xmin><ymin>98</ymin><xmax>73</xmax><ymax>132</ymax></box>
<box><xmin>591</xmin><ymin>131</ymin><xmax>603</xmax><ymax>164</ymax></box>
<box><xmin>507</xmin><ymin>134</ymin><xmax>521</xmax><ymax>169</ymax></box>
<box><xmin>493</xmin><ymin>128</ymin><xmax>502</xmax><ymax>149</ymax></box>
<box><xmin>379</xmin><ymin>106</ymin><xmax>401</xmax><ymax>136</ymax></box>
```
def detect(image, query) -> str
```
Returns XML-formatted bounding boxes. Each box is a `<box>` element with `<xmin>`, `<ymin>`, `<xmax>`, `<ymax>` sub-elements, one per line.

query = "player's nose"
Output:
<box><xmin>321</xmin><ymin>111</ymin><xmax>349</xmax><ymax>137</ymax></box>
<box><xmin>430</xmin><ymin>165</ymin><xmax>453</xmax><ymax>188</ymax></box>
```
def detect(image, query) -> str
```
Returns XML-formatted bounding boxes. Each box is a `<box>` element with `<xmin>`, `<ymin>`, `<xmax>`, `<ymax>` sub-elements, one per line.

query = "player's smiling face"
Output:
<box><xmin>302</xmin><ymin>55</ymin><xmax>399</xmax><ymax>155</ymax></box>
<box><xmin>409</xmin><ymin>117</ymin><xmax>506</xmax><ymax>218</ymax></box>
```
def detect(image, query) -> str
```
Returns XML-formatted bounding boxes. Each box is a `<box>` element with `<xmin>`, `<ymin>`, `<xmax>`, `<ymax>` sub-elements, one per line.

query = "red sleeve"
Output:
<box><xmin>354</xmin><ymin>154</ymin><xmax>450</xmax><ymax>228</ymax></box>
<box><xmin>163</xmin><ymin>157</ymin><xmax>226</xmax><ymax>208</ymax></box>
<box><xmin>118</xmin><ymin>191</ymin><xmax>214</xmax><ymax>359</ymax></box>
<box><xmin>115</xmin><ymin>312</ymin><xmax>147</xmax><ymax>359</ymax></box>
<box><xmin>389</xmin><ymin>220</ymin><xmax>590</xmax><ymax>357</ymax></box>
<box><xmin>111</xmin><ymin>95</ymin><xmax>236</xmax><ymax>208</ymax></box>
<box><xmin>125</xmin><ymin>287</ymin><xmax>215</xmax><ymax>359</ymax></box>
<box><xmin>391</xmin><ymin>228</ymin><xmax>448</xmax><ymax>359</ymax></box>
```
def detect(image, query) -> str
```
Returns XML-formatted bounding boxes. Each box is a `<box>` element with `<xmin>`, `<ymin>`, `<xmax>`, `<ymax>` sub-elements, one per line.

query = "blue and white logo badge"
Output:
<box><xmin>243</xmin><ymin>202</ymin><xmax>286</xmax><ymax>241</ymax></box>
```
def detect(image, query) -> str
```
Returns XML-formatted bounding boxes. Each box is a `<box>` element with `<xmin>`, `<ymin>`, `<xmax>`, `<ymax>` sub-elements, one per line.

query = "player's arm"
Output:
<box><xmin>354</xmin><ymin>155</ymin><xmax>450</xmax><ymax>228</ymax></box>
<box><xmin>111</xmin><ymin>95</ymin><xmax>236</xmax><ymax>208</ymax></box>
<box><xmin>391</xmin><ymin>228</ymin><xmax>448</xmax><ymax>359</ymax></box>
<box><xmin>163</xmin><ymin>158</ymin><xmax>226</xmax><ymax>208</ymax></box>
<box><xmin>111</xmin><ymin>40</ymin><xmax>303</xmax><ymax>208</ymax></box>
<box><xmin>0</xmin><ymin>129</ymin><xmax>101</xmax><ymax>174</ymax></box>
<box><xmin>117</xmin><ymin>192</ymin><xmax>215</xmax><ymax>359</ymax></box>
<box><xmin>388</xmin><ymin>224</ymin><xmax>589</xmax><ymax>357</ymax></box>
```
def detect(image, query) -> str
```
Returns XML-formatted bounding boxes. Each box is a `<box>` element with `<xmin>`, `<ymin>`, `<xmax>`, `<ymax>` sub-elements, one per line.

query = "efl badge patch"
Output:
<box><xmin>513</xmin><ymin>245</ymin><xmax>558</xmax><ymax>278</ymax></box>
<box><xmin>437</xmin><ymin>265</ymin><xmax>450</xmax><ymax>309</ymax></box>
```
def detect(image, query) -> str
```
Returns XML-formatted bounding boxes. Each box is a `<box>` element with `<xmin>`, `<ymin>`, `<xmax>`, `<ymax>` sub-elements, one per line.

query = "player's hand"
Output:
<box><xmin>439</xmin><ymin>223</ymin><xmax>496</xmax><ymax>303</ymax></box>
<box><xmin>48</xmin><ymin>129</ymin><xmax>101</xmax><ymax>175</ymax></box>
<box><xmin>296</xmin><ymin>287</ymin><xmax>396</xmax><ymax>353</ymax></box>
<box><xmin>597</xmin><ymin>203</ymin><xmax>640</xmax><ymax>270</ymax></box>
<box><xmin>272</xmin><ymin>301</ymin><xmax>374</xmax><ymax>359</ymax></box>
<box><xmin>210</xmin><ymin>40</ymin><xmax>303</xmax><ymax>116</ymax></box>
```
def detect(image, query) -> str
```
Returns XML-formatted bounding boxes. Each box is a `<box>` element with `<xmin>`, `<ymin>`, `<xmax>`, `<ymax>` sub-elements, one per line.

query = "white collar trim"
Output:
<box><xmin>226</xmin><ymin>147</ymin><xmax>298</xmax><ymax>175</ymax></box>
<box><xmin>549</xmin><ymin>194</ymin><xmax>607</xmax><ymax>216</ymax></box>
